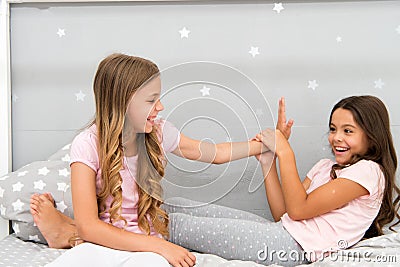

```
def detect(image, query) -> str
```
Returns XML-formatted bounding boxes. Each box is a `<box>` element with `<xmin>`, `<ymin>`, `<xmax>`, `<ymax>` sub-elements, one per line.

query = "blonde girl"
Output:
<box><xmin>30</xmin><ymin>53</ymin><xmax>269</xmax><ymax>267</ymax></box>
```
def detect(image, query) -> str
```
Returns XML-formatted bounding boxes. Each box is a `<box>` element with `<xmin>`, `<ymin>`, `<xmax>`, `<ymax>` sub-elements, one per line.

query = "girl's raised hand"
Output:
<box><xmin>256</xmin><ymin>129</ymin><xmax>276</xmax><ymax>153</ymax></box>
<box><xmin>256</xmin><ymin>129</ymin><xmax>289</xmax><ymax>157</ymax></box>
<box><xmin>251</xmin><ymin>135</ymin><xmax>274</xmax><ymax>164</ymax></box>
<box><xmin>276</xmin><ymin>97</ymin><xmax>294</xmax><ymax>140</ymax></box>
<box><xmin>253</xmin><ymin>97</ymin><xmax>293</xmax><ymax>161</ymax></box>
<box><xmin>157</xmin><ymin>239</ymin><xmax>196</xmax><ymax>267</ymax></box>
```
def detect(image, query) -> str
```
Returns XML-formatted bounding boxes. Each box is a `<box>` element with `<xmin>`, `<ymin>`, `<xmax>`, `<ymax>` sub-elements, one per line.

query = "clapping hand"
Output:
<box><xmin>254</xmin><ymin>97</ymin><xmax>293</xmax><ymax>162</ymax></box>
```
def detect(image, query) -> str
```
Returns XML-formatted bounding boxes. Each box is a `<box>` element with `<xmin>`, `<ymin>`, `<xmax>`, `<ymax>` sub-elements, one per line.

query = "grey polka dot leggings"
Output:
<box><xmin>164</xmin><ymin>197</ymin><xmax>309</xmax><ymax>267</ymax></box>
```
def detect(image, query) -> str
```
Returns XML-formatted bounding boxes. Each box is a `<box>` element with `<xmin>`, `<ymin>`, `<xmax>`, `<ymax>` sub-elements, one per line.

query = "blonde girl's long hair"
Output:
<box><xmin>329</xmin><ymin>95</ymin><xmax>399</xmax><ymax>238</ymax></box>
<box><xmin>90</xmin><ymin>53</ymin><xmax>169</xmax><ymax>237</ymax></box>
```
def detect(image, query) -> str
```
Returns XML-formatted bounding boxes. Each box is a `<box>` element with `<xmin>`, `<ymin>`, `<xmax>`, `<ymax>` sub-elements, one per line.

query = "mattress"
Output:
<box><xmin>0</xmin><ymin>234</ymin><xmax>268</xmax><ymax>267</ymax></box>
<box><xmin>0</xmin><ymin>234</ymin><xmax>63</xmax><ymax>267</ymax></box>
<box><xmin>1</xmin><ymin>232</ymin><xmax>399</xmax><ymax>266</ymax></box>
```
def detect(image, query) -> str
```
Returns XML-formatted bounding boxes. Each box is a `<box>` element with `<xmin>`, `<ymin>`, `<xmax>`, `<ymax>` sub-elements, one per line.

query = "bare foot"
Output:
<box><xmin>30</xmin><ymin>193</ymin><xmax>78</xmax><ymax>248</ymax></box>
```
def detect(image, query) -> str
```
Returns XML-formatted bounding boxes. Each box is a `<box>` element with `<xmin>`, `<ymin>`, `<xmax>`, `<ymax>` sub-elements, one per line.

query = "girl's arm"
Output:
<box><xmin>172</xmin><ymin>97</ymin><xmax>291</xmax><ymax>164</ymax></box>
<box><xmin>172</xmin><ymin>134</ymin><xmax>267</xmax><ymax>164</ymax></box>
<box><xmin>260</xmin><ymin>129</ymin><xmax>369</xmax><ymax>221</ymax></box>
<box><xmin>70</xmin><ymin>162</ymin><xmax>195</xmax><ymax>267</ymax></box>
<box><xmin>258</xmin><ymin>153</ymin><xmax>285</xmax><ymax>221</ymax></box>
<box><xmin>257</xmin><ymin>97</ymin><xmax>294</xmax><ymax>221</ymax></box>
<box><xmin>260</xmin><ymin>156</ymin><xmax>313</xmax><ymax>221</ymax></box>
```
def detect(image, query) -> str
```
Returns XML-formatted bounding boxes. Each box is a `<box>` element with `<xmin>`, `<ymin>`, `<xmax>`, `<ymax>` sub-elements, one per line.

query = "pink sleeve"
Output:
<box><xmin>69</xmin><ymin>130</ymin><xmax>99</xmax><ymax>173</ymax></box>
<box><xmin>337</xmin><ymin>160</ymin><xmax>382</xmax><ymax>196</ymax></box>
<box><xmin>157</xmin><ymin>119</ymin><xmax>181</xmax><ymax>153</ymax></box>
<box><xmin>306</xmin><ymin>159</ymin><xmax>332</xmax><ymax>180</ymax></box>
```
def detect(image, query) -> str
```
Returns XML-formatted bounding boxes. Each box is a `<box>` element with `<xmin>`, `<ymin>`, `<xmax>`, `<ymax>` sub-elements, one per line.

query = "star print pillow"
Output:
<box><xmin>0</xmin><ymin>159</ymin><xmax>73</xmax><ymax>244</ymax></box>
<box><xmin>47</xmin><ymin>143</ymin><xmax>71</xmax><ymax>162</ymax></box>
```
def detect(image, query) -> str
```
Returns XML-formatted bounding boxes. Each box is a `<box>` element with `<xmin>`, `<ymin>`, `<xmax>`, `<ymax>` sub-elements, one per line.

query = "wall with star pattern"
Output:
<box><xmin>10</xmin><ymin>1</ymin><xmax>400</xmax><ymax>218</ymax></box>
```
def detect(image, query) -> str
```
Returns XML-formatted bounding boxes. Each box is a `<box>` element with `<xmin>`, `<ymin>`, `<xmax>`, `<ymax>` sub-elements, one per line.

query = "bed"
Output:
<box><xmin>1</xmin><ymin>233</ymin><xmax>400</xmax><ymax>267</ymax></box>
<box><xmin>1</xmin><ymin>144</ymin><xmax>400</xmax><ymax>267</ymax></box>
<box><xmin>1</xmin><ymin>0</ymin><xmax>400</xmax><ymax>266</ymax></box>
<box><xmin>1</xmin><ymin>227</ymin><xmax>399</xmax><ymax>267</ymax></box>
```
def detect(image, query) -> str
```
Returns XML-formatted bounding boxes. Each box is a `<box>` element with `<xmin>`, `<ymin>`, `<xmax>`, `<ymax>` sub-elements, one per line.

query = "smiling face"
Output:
<box><xmin>328</xmin><ymin>108</ymin><xmax>369</xmax><ymax>165</ymax></box>
<box><xmin>125</xmin><ymin>75</ymin><xmax>164</xmax><ymax>135</ymax></box>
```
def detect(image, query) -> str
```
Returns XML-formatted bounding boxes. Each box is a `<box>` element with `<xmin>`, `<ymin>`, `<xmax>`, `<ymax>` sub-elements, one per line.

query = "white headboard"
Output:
<box><xmin>0</xmin><ymin>0</ymin><xmax>12</xmax><ymax>239</ymax></box>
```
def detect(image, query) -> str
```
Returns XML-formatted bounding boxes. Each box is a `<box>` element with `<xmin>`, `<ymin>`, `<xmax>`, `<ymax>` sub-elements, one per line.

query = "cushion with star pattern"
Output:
<box><xmin>0</xmin><ymin>144</ymin><xmax>72</xmax><ymax>244</ymax></box>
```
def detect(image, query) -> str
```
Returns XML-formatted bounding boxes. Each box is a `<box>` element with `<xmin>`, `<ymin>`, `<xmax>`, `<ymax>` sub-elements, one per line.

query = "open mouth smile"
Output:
<box><xmin>147</xmin><ymin>116</ymin><xmax>157</xmax><ymax>125</ymax></box>
<box><xmin>335</xmin><ymin>146</ymin><xmax>349</xmax><ymax>152</ymax></box>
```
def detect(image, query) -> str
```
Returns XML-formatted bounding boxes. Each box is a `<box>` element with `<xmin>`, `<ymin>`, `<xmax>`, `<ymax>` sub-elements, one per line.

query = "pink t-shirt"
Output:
<box><xmin>69</xmin><ymin>119</ymin><xmax>180</xmax><ymax>237</ymax></box>
<box><xmin>281</xmin><ymin>159</ymin><xmax>384</xmax><ymax>261</ymax></box>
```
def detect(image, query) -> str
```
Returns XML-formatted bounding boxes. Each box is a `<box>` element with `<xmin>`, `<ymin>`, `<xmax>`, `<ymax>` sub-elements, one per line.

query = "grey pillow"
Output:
<box><xmin>0</xmin><ymin>146</ymin><xmax>73</xmax><ymax>244</ymax></box>
<box><xmin>47</xmin><ymin>143</ymin><xmax>71</xmax><ymax>162</ymax></box>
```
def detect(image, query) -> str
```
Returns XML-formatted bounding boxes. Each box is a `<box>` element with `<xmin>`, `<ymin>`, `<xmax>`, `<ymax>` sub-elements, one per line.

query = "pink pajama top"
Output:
<box><xmin>70</xmin><ymin>119</ymin><xmax>180</xmax><ymax>237</ymax></box>
<box><xmin>281</xmin><ymin>159</ymin><xmax>385</xmax><ymax>261</ymax></box>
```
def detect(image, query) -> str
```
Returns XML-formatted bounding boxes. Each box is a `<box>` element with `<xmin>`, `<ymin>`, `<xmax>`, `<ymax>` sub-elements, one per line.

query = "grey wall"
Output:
<box><xmin>11</xmin><ymin>1</ymin><xmax>400</xmax><ymax>220</ymax></box>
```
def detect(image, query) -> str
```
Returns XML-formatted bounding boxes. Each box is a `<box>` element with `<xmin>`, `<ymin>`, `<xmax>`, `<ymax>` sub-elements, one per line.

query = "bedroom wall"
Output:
<box><xmin>10</xmin><ymin>0</ymin><xmax>400</xmax><ymax>220</ymax></box>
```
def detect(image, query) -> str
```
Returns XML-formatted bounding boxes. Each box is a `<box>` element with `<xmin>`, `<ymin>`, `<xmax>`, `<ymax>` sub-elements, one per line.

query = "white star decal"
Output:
<box><xmin>273</xmin><ymin>3</ymin><xmax>284</xmax><ymax>13</ymax></box>
<box><xmin>13</xmin><ymin>222</ymin><xmax>20</xmax><ymax>234</ymax></box>
<box><xmin>56</xmin><ymin>201</ymin><xmax>68</xmax><ymax>213</ymax></box>
<box><xmin>179</xmin><ymin>27</ymin><xmax>190</xmax><ymax>38</ymax></box>
<box><xmin>0</xmin><ymin>186</ymin><xmax>4</xmax><ymax>197</ymax></box>
<box><xmin>249</xmin><ymin>46</ymin><xmax>260</xmax><ymax>58</ymax></box>
<box><xmin>59</xmin><ymin>168</ymin><xmax>70</xmax><ymax>177</ymax></box>
<box><xmin>396</xmin><ymin>25</ymin><xmax>400</xmax><ymax>34</ymax></box>
<box><xmin>61</xmin><ymin>154</ymin><xmax>71</xmax><ymax>162</ymax></box>
<box><xmin>12</xmin><ymin>182</ymin><xmax>24</xmax><ymax>192</ymax></box>
<box><xmin>374</xmin><ymin>78</ymin><xmax>385</xmax><ymax>89</ymax></box>
<box><xmin>200</xmin><ymin>85</ymin><xmax>211</xmax><ymax>96</ymax></box>
<box><xmin>75</xmin><ymin>90</ymin><xmax>86</xmax><ymax>102</ymax></box>
<box><xmin>0</xmin><ymin>204</ymin><xmax>6</xmax><ymax>216</ymax></box>
<box><xmin>12</xmin><ymin>199</ymin><xmax>25</xmax><ymax>211</ymax></box>
<box><xmin>62</xmin><ymin>144</ymin><xmax>71</xmax><ymax>150</ymax></box>
<box><xmin>29</xmin><ymin>235</ymin><xmax>41</xmax><ymax>242</ymax></box>
<box><xmin>57</xmin><ymin>182</ymin><xmax>70</xmax><ymax>192</ymax></box>
<box><xmin>38</xmin><ymin>167</ymin><xmax>50</xmax><ymax>176</ymax></box>
<box><xmin>308</xmin><ymin>80</ymin><xmax>319</xmax><ymax>91</ymax></box>
<box><xmin>34</xmin><ymin>180</ymin><xmax>47</xmax><ymax>190</ymax></box>
<box><xmin>336</xmin><ymin>36</ymin><xmax>342</xmax><ymax>43</ymax></box>
<box><xmin>57</xmin><ymin>28</ymin><xmax>66</xmax><ymax>38</ymax></box>
<box><xmin>17</xmin><ymin>171</ymin><xmax>28</xmax><ymax>177</ymax></box>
